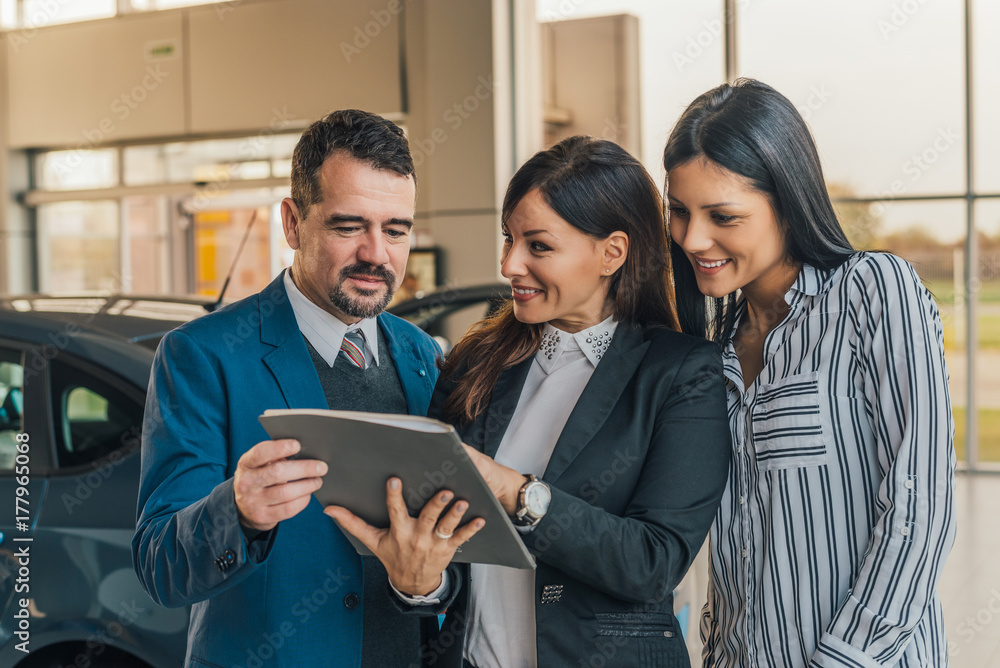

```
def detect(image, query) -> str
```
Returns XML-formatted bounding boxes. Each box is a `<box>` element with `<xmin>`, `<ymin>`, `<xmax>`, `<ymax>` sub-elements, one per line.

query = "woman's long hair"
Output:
<box><xmin>441</xmin><ymin>135</ymin><xmax>679</xmax><ymax>424</ymax></box>
<box><xmin>663</xmin><ymin>78</ymin><xmax>855</xmax><ymax>344</ymax></box>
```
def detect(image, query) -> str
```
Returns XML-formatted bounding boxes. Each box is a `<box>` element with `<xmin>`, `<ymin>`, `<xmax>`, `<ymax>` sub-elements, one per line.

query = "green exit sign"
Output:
<box><xmin>146</xmin><ymin>39</ymin><xmax>181</xmax><ymax>61</ymax></box>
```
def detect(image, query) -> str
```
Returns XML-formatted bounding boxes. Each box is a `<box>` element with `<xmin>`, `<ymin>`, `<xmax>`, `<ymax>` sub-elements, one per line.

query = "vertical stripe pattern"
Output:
<box><xmin>701</xmin><ymin>252</ymin><xmax>957</xmax><ymax>668</ymax></box>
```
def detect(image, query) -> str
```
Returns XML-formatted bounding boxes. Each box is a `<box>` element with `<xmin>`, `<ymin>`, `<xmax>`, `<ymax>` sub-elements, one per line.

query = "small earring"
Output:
<box><xmin>605</xmin><ymin>268</ymin><xmax>610</xmax><ymax>273</ymax></box>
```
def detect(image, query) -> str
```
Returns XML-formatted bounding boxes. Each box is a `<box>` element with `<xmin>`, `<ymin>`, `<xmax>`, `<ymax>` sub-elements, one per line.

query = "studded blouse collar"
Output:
<box><xmin>536</xmin><ymin>316</ymin><xmax>619</xmax><ymax>373</ymax></box>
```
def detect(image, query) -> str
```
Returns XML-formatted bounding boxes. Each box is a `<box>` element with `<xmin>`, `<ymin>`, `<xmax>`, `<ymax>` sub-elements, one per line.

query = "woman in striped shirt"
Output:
<box><xmin>664</xmin><ymin>78</ymin><xmax>957</xmax><ymax>667</ymax></box>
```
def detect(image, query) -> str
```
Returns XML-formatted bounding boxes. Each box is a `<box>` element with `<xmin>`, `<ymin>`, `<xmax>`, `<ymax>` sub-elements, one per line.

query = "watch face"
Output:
<box><xmin>525</xmin><ymin>483</ymin><xmax>551</xmax><ymax>515</ymax></box>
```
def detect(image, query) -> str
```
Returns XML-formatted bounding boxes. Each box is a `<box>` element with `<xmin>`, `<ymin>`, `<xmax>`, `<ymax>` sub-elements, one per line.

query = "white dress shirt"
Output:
<box><xmin>284</xmin><ymin>269</ymin><xmax>452</xmax><ymax>604</ymax></box>
<box><xmin>701</xmin><ymin>253</ymin><xmax>956</xmax><ymax>667</ymax></box>
<box><xmin>465</xmin><ymin>317</ymin><xmax>618</xmax><ymax>668</ymax></box>
<box><xmin>283</xmin><ymin>269</ymin><xmax>380</xmax><ymax>368</ymax></box>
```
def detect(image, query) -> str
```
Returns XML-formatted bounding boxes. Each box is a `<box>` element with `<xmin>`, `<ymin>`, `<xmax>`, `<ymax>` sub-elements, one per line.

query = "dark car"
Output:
<box><xmin>0</xmin><ymin>284</ymin><xmax>509</xmax><ymax>667</ymax></box>
<box><xmin>0</xmin><ymin>296</ymin><xmax>212</xmax><ymax>667</ymax></box>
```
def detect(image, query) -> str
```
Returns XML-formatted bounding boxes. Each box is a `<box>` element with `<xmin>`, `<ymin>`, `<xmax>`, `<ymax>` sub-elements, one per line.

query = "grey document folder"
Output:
<box><xmin>258</xmin><ymin>409</ymin><xmax>535</xmax><ymax>570</ymax></box>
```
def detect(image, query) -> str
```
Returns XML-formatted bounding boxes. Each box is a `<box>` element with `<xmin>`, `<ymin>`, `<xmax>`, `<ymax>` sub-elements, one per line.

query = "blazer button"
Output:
<box><xmin>343</xmin><ymin>593</ymin><xmax>360</xmax><ymax>610</ymax></box>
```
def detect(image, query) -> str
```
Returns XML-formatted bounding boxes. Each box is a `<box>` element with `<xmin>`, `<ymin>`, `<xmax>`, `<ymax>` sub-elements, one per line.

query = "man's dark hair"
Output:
<box><xmin>290</xmin><ymin>109</ymin><xmax>414</xmax><ymax>215</ymax></box>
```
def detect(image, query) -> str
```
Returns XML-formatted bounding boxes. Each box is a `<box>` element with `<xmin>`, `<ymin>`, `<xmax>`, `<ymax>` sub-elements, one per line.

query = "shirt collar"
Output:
<box><xmin>536</xmin><ymin>316</ymin><xmax>618</xmax><ymax>374</ymax></box>
<box><xmin>283</xmin><ymin>269</ymin><xmax>380</xmax><ymax>368</ymax></box>
<box><xmin>785</xmin><ymin>263</ymin><xmax>824</xmax><ymax>302</ymax></box>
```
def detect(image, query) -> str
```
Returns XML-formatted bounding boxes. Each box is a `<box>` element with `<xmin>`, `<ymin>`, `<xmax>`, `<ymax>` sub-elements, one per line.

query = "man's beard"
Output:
<box><xmin>329</xmin><ymin>262</ymin><xmax>397</xmax><ymax>319</ymax></box>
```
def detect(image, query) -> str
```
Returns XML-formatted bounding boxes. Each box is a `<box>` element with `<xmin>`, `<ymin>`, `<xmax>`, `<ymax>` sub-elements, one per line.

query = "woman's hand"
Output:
<box><xmin>462</xmin><ymin>444</ymin><xmax>528</xmax><ymax>516</ymax></box>
<box><xmin>324</xmin><ymin>478</ymin><xmax>484</xmax><ymax>597</ymax></box>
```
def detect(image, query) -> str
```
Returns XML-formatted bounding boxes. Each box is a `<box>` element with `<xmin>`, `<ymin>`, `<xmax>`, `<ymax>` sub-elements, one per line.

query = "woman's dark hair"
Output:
<box><xmin>663</xmin><ymin>78</ymin><xmax>854</xmax><ymax>344</ymax></box>
<box><xmin>442</xmin><ymin>135</ymin><xmax>679</xmax><ymax>424</ymax></box>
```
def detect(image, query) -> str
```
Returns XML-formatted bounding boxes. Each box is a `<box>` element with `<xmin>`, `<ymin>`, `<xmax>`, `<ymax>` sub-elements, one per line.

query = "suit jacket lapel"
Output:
<box><xmin>260</xmin><ymin>271</ymin><xmax>328</xmax><ymax>411</ymax></box>
<box><xmin>378</xmin><ymin>313</ymin><xmax>436</xmax><ymax>416</ymax></box>
<box><xmin>542</xmin><ymin>322</ymin><xmax>649</xmax><ymax>482</ymax></box>
<box><xmin>477</xmin><ymin>358</ymin><xmax>533</xmax><ymax>458</ymax></box>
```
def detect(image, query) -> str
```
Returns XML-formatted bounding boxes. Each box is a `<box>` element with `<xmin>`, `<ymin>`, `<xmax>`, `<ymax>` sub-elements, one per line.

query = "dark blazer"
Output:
<box><xmin>425</xmin><ymin>322</ymin><xmax>731</xmax><ymax>668</ymax></box>
<box><xmin>132</xmin><ymin>271</ymin><xmax>452</xmax><ymax>668</ymax></box>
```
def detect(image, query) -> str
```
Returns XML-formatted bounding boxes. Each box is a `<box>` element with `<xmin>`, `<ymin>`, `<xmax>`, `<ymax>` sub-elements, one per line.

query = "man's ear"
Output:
<box><xmin>281</xmin><ymin>198</ymin><xmax>303</xmax><ymax>250</ymax></box>
<box><xmin>602</xmin><ymin>231</ymin><xmax>629</xmax><ymax>274</ymax></box>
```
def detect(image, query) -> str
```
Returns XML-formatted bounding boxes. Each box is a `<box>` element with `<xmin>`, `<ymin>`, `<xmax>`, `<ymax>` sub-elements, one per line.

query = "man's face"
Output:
<box><xmin>281</xmin><ymin>152</ymin><xmax>415</xmax><ymax>324</ymax></box>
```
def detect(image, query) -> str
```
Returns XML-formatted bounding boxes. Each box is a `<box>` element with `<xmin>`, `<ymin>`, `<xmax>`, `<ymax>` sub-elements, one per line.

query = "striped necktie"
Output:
<box><xmin>339</xmin><ymin>329</ymin><xmax>367</xmax><ymax>369</ymax></box>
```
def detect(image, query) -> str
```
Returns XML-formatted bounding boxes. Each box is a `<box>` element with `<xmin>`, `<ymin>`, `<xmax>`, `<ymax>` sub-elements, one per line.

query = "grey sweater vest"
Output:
<box><xmin>304</xmin><ymin>332</ymin><xmax>418</xmax><ymax>668</ymax></box>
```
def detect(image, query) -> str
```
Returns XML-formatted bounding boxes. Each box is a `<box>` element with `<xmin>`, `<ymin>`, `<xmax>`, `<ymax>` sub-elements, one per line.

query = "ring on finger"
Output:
<box><xmin>434</xmin><ymin>529</ymin><xmax>453</xmax><ymax>540</ymax></box>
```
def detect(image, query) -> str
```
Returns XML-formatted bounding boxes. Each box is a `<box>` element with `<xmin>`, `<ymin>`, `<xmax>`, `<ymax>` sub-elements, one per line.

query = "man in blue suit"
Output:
<box><xmin>133</xmin><ymin>110</ymin><xmax>454</xmax><ymax>667</ymax></box>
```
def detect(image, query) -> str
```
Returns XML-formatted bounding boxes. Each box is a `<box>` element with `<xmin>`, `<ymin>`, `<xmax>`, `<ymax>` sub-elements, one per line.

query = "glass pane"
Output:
<box><xmin>861</xmin><ymin>200</ymin><xmax>967</xmax><ymax>461</ymax></box>
<box><xmin>66</xmin><ymin>387</ymin><xmax>108</xmax><ymax>421</ymax></box>
<box><xmin>740</xmin><ymin>0</ymin><xmax>965</xmax><ymax>198</ymax></box>
<box><xmin>130</xmin><ymin>0</ymin><xmax>218</xmax><ymax>9</ymax></box>
<box><xmin>0</xmin><ymin>349</ymin><xmax>25</xmax><ymax>472</ymax></box>
<box><xmin>974</xmin><ymin>0</ymin><xmax>1000</xmax><ymax>192</ymax></box>
<box><xmin>22</xmin><ymin>0</ymin><xmax>114</xmax><ymax>28</ymax></box>
<box><xmin>537</xmin><ymin>0</ymin><xmax>724</xmax><ymax>181</ymax></box>
<box><xmin>36</xmin><ymin>149</ymin><xmax>118</xmax><ymax>191</ymax></box>
<box><xmin>38</xmin><ymin>201</ymin><xmax>120</xmax><ymax>292</ymax></box>
<box><xmin>1</xmin><ymin>0</ymin><xmax>17</xmax><ymax>29</ymax></box>
<box><xmin>974</xmin><ymin>199</ymin><xmax>1000</xmax><ymax>463</ymax></box>
<box><xmin>50</xmin><ymin>359</ymin><xmax>143</xmax><ymax>469</ymax></box>
<box><xmin>122</xmin><ymin>145</ymin><xmax>166</xmax><ymax>187</ymax></box>
<box><xmin>193</xmin><ymin>207</ymin><xmax>272</xmax><ymax>301</ymax></box>
<box><xmin>124</xmin><ymin>134</ymin><xmax>298</xmax><ymax>186</ymax></box>
<box><xmin>123</xmin><ymin>196</ymin><xmax>170</xmax><ymax>294</ymax></box>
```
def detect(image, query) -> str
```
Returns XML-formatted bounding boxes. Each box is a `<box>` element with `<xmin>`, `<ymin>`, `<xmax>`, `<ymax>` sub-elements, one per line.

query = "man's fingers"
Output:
<box><xmin>258</xmin><ymin>477</ymin><xmax>323</xmax><ymax>506</ymax></box>
<box><xmin>385</xmin><ymin>478</ymin><xmax>413</xmax><ymax>526</ymax></box>
<box><xmin>325</xmin><ymin>506</ymin><xmax>384</xmax><ymax>553</ymax></box>
<box><xmin>251</xmin><ymin>458</ymin><xmax>327</xmax><ymax>488</ymax></box>
<box><xmin>450</xmin><ymin>517</ymin><xmax>486</xmax><ymax>546</ymax></box>
<box><xmin>416</xmin><ymin>490</ymin><xmax>453</xmax><ymax>534</ymax></box>
<box><xmin>240</xmin><ymin>439</ymin><xmax>301</xmax><ymax>469</ymax></box>
<box><xmin>434</xmin><ymin>500</ymin><xmax>470</xmax><ymax>538</ymax></box>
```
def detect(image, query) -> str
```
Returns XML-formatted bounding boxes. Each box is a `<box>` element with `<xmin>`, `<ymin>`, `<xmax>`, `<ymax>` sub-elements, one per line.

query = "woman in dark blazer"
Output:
<box><xmin>329</xmin><ymin>136</ymin><xmax>732</xmax><ymax>668</ymax></box>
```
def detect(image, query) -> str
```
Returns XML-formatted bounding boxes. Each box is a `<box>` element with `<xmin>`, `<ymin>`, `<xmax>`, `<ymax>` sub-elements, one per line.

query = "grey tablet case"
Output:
<box><xmin>258</xmin><ymin>409</ymin><xmax>535</xmax><ymax>570</ymax></box>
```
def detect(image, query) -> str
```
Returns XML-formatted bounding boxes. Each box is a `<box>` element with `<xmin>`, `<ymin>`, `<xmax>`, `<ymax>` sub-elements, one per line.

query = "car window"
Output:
<box><xmin>49</xmin><ymin>359</ymin><xmax>143</xmax><ymax>469</ymax></box>
<box><xmin>0</xmin><ymin>349</ymin><xmax>25</xmax><ymax>471</ymax></box>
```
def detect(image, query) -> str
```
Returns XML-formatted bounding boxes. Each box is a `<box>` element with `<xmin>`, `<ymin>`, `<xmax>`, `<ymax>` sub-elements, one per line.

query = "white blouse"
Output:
<box><xmin>465</xmin><ymin>316</ymin><xmax>618</xmax><ymax>668</ymax></box>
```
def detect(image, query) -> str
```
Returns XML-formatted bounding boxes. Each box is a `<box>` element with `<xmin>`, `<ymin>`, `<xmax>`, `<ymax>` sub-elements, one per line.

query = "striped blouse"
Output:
<box><xmin>700</xmin><ymin>252</ymin><xmax>957</xmax><ymax>667</ymax></box>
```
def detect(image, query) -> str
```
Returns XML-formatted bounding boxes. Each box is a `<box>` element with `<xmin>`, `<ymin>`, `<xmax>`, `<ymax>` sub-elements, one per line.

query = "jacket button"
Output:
<box><xmin>224</xmin><ymin>549</ymin><xmax>235</xmax><ymax>563</ymax></box>
<box><xmin>343</xmin><ymin>593</ymin><xmax>360</xmax><ymax>610</ymax></box>
<box><xmin>419</xmin><ymin>369</ymin><xmax>427</xmax><ymax>377</ymax></box>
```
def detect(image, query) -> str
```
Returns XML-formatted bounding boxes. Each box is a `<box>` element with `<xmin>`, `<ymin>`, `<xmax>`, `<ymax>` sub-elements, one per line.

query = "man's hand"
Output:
<box><xmin>234</xmin><ymin>439</ymin><xmax>327</xmax><ymax>532</ymax></box>
<box><xmin>325</xmin><ymin>478</ymin><xmax>484</xmax><ymax>597</ymax></box>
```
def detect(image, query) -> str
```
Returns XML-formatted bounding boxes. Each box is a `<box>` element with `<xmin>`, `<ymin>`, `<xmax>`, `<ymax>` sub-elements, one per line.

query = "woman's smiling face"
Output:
<box><xmin>667</xmin><ymin>157</ymin><xmax>792</xmax><ymax>299</ymax></box>
<box><xmin>500</xmin><ymin>188</ymin><xmax>625</xmax><ymax>333</ymax></box>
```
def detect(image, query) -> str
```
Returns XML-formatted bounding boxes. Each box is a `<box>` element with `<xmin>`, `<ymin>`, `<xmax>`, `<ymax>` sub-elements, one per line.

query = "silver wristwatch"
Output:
<box><xmin>513</xmin><ymin>474</ymin><xmax>551</xmax><ymax>527</ymax></box>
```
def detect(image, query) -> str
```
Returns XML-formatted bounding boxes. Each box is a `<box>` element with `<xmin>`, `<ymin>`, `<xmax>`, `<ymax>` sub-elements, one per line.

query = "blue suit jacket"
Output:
<box><xmin>132</xmin><ymin>271</ymin><xmax>442</xmax><ymax>668</ymax></box>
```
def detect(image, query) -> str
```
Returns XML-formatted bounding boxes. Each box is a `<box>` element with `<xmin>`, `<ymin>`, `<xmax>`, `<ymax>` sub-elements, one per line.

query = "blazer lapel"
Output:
<box><xmin>542</xmin><ymin>322</ymin><xmax>649</xmax><ymax>482</ymax></box>
<box><xmin>478</xmin><ymin>359</ymin><xmax>532</xmax><ymax>458</ymax></box>
<box><xmin>377</xmin><ymin>313</ymin><xmax>436</xmax><ymax>416</ymax></box>
<box><xmin>260</xmin><ymin>271</ymin><xmax>327</xmax><ymax>411</ymax></box>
